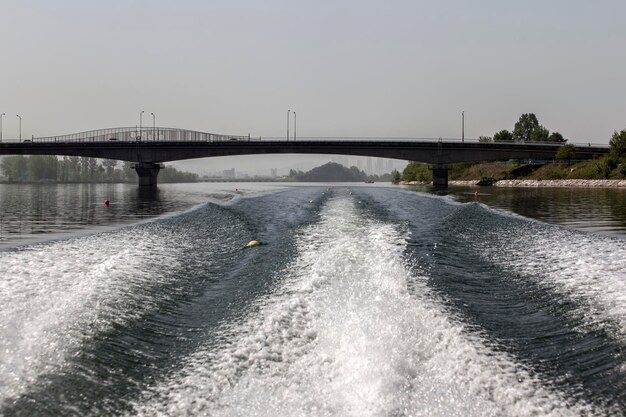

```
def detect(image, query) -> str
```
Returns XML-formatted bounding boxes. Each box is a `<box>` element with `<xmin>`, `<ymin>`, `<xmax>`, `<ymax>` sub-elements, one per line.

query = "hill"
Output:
<box><xmin>290</xmin><ymin>162</ymin><xmax>369</xmax><ymax>182</ymax></box>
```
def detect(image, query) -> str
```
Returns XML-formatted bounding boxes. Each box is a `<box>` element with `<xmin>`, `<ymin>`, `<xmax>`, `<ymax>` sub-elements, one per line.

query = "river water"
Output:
<box><xmin>1</xmin><ymin>182</ymin><xmax>626</xmax><ymax>416</ymax></box>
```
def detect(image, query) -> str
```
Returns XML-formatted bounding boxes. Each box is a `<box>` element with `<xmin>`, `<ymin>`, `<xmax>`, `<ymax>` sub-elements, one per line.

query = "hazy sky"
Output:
<box><xmin>1</xmin><ymin>0</ymin><xmax>625</xmax><ymax>173</ymax></box>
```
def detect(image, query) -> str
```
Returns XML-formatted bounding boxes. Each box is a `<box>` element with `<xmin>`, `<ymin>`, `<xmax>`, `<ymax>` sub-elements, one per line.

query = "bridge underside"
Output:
<box><xmin>0</xmin><ymin>140</ymin><xmax>608</xmax><ymax>187</ymax></box>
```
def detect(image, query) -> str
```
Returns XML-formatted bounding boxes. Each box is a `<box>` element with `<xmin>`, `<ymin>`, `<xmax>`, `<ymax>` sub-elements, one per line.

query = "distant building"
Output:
<box><xmin>223</xmin><ymin>168</ymin><xmax>236</xmax><ymax>179</ymax></box>
<box><xmin>270</xmin><ymin>168</ymin><xmax>277</xmax><ymax>178</ymax></box>
<box><xmin>366</xmin><ymin>158</ymin><xmax>373</xmax><ymax>175</ymax></box>
<box><xmin>375</xmin><ymin>158</ymin><xmax>384</xmax><ymax>175</ymax></box>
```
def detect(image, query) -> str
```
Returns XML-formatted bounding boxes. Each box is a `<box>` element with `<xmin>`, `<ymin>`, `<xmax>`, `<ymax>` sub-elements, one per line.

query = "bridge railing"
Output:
<box><xmin>4</xmin><ymin>129</ymin><xmax>601</xmax><ymax>148</ymax></box>
<box><xmin>258</xmin><ymin>137</ymin><xmax>594</xmax><ymax>146</ymax></box>
<box><xmin>30</xmin><ymin>127</ymin><xmax>249</xmax><ymax>143</ymax></box>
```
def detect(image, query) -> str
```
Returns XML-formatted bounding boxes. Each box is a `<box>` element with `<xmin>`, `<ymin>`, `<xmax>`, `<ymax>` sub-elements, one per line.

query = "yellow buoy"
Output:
<box><xmin>309</xmin><ymin>200</ymin><xmax>314</xmax><ymax>203</ymax></box>
<box><xmin>245</xmin><ymin>240</ymin><xmax>261</xmax><ymax>248</ymax></box>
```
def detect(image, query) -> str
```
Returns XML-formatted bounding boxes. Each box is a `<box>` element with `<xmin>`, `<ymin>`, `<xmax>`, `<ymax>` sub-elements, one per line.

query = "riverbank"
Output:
<box><xmin>447</xmin><ymin>179</ymin><xmax>626</xmax><ymax>188</ymax></box>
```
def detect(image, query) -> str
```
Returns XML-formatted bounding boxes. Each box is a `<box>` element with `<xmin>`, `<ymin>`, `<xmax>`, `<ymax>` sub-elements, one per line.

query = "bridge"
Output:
<box><xmin>0</xmin><ymin>127</ymin><xmax>609</xmax><ymax>187</ymax></box>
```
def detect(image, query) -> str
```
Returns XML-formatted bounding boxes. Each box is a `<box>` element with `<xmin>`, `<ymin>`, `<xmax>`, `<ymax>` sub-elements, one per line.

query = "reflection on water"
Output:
<box><xmin>0</xmin><ymin>182</ymin><xmax>294</xmax><ymax>249</ymax></box>
<box><xmin>443</xmin><ymin>186</ymin><xmax>626</xmax><ymax>237</ymax></box>
<box><xmin>0</xmin><ymin>184</ymin><xmax>198</xmax><ymax>248</ymax></box>
<box><xmin>4</xmin><ymin>182</ymin><xmax>626</xmax><ymax>248</ymax></box>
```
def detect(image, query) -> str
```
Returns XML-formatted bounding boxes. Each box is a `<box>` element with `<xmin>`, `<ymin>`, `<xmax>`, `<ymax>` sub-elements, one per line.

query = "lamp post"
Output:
<box><xmin>293</xmin><ymin>111</ymin><xmax>296</xmax><ymax>141</ymax></box>
<box><xmin>16</xmin><ymin>115</ymin><xmax>22</xmax><ymax>141</ymax></box>
<box><xmin>151</xmin><ymin>112</ymin><xmax>155</xmax><ymax>141</ymax></box>
<box><xmin>0</xmin><ymin>113</ymin><xmax>5</xmax><ymax>143</ymax></box>
<box><xmin>462</xmin><ymin>111</ymin><xmax>465</xmax><ymax>143</ymax></box>
<box><xmin>139</xmin><ymin>110</ymin><xmax>144</xmax><ymax>139</ymax></box>
<box><xmin>287</xmin><ymin>109</ymin><xmax>290</xmax><ymax>141</ymax></box>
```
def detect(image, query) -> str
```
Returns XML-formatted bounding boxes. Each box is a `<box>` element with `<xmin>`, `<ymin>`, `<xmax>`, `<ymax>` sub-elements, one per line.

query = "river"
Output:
<box><xmin>1</xmin><ymin>182</ymin><xmax>625</xmax><ymax>416</ymax></box>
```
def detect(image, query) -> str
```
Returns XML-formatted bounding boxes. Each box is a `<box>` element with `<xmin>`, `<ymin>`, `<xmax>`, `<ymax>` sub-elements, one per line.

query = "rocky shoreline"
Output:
<box><xmin>450</xmin><ymin>179</ymin><xmax>626</xmax><ymax>188</ymax></box>
<box><xmin>402</xmin><ymin>179</ymin><xmax>626</xmax><ymax>187</ymax></box>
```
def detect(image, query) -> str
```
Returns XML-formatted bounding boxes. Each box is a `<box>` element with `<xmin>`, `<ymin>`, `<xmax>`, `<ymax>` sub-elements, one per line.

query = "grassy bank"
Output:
<box><xmin>448</xmin><ymin>159</ymin><xmax>626</xmax><ymax>182</ymax></box>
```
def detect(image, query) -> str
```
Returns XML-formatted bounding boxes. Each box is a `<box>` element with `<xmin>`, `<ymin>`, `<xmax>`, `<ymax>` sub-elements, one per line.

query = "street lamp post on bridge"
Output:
<box><xmin>462</xmin><ymin>111</ymin><xmax>465</xmax><ymax>143</ymax></box>
<box><xmin>287</xmin><ymin>110</ymin><xmax>290</xmax><ymax>141</ymax></box>
<box><xmin>151</xmin><ymin>112</ymin><xmax>156</xmax><ymax>141</ymax></box>
<box><xmin>0</xmin><ymin>113</ymin><xmax>5</xmax><ymax>143</ymax></box>
<box><xmin>293</xmin><ymin>111</ymin><xmax>296</xmax><ymax>141</ymax></box>
<box><xmin>16</xmin><ymin>115</ymin><xmax>22</xmax><ymax>141</ymax></box>
<box><xmin>139</xmin><ymin>111</ymin><xmax>144</xmax><ymax>140</ymax></box>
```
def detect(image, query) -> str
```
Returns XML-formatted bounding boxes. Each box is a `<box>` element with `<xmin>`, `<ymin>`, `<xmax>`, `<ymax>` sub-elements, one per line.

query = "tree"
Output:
<box><xmin>555</xmin><ymin>144</ymin><xmax>576</xmax><ymax>162</ymax></box>
<box><xmin>123</xmin><ymin>161</ymin><xmax>136</xmax><ymax>181</ymax></box>
<box><xmin>391</xmin><ymin>169</ymin><xmax>401</xmax><ymax>184</ymax></box>
<box><xmin>609</xmin><ymin>129</ymin><xmax>626</xmax><ymax>158</ymax></box>
<box><xmin>596</xmin><ymin>158</ymin><xmax>616</xmax><ymax>179</ymax></box>
<box><xmin>102</xmin><ymin>159</ymin><xmax>118</xmax><ymax>180</ymax></box>
<box><xmin>87</xmin><ymin>158</ymin><xmax>98</xmax><ymax>181</ymax></box>
<box><xmin>28</xmin><ymin>155</ymin><xmax>58</xmax><ymax>181</ymax></box>
<box><xmin>548</xmin><ymin>132</ymin><xmax>566</xmax><ymax>143</ymax></box>
<box><xmin>530</xmin><ymin>125</ymin><xmax>550</xmax><ymax>142</ymax></box>
<box><xmin>512</xmin><ymin>113</ymin><xmax>540</xmax><ymax>143</ymax></box>
<box><xmin>402</xmin><ymin>162</ymin><xmax>432</xmax><ymax>182</ymax></box>
<box><xmin>478</xmin><ymin>136</ymin><xmax>492</xmax><ymax>143</ymax></box>
<box><xmin>67</xmin><ymin>156</ymin><xmax>81</xmax><ymax>181</ymax></box>
<box><xmin>0</xmin><ymin>155</ymin><xmax>28</xmax><ymax>181</ymax></box>
<box><xmin>159</xmin><ymin>165</ymin><xmax>199</xmax><ymax>183</ymax></box>
<box><xmin>493</xmin><ymin>129</ymin><xmax>513</xmax><ymax>142</ymax></box>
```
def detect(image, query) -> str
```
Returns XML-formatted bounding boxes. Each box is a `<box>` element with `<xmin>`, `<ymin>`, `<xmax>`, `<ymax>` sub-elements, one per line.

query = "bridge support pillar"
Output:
<box><xmin>431</xmin><ymin>164</ymin><xmax>448</xmax><ymax>188</ymax></box>
<box><xmin>133</xmin><ymin>162</ymin><xmax>162</xmax><ymax>187</ymax></box>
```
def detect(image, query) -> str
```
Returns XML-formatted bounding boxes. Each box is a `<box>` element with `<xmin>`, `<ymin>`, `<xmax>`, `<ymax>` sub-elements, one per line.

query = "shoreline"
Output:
<box><xmin>452</xmin><ymin>179</ymin><xmax>626</xmax><ymax>188</ymax></box>
<box><xmin>402</xmin><ymin>179</ymin><xmax>626</xmax><ymax>188</ymax></box>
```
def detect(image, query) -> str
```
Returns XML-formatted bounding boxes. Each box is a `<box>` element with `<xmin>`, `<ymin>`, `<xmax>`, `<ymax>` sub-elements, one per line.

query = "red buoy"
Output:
<box><xmin>104</xmin><ymin>199</ymin><xmax>110</xmax><ymax>207</ymax></box>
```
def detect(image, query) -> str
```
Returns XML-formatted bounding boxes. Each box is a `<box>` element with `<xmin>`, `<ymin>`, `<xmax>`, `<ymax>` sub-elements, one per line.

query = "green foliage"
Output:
<box><xmin>493</xmin><ymin>130</ymin><xmax>513</xmax><ymax>142</ymax></box>
<box><xmin>0</xmin><ymin>155</ymin><xmax>197</xmax><ymax>183</ymax></box>
<box><xmin>478</xmin><ymin>136</ymin><xmax>492</xmax><ymax>143</ymax></box>
<box><xmin>548</xmin><ymin>132</ymin><xmax>566</xmax><ymax>143</ymax></box>
<box><xmin>0</xmin><ymin>155</ymin><xmax>28</xmax><ymax>181</ymax></box>
<box><xmin>513</xmin><ymin>113</ymin><xmax>540</xmax><ymax>143</ymax></box>
<box><xmin>159</xmin><ymin>166</ymin><xmax>199</xmax><ymax>183</ymax></box>
<box><xmin>530</xmin><ymin>163</ymin><xmax>567</xmax><ymax>180</ymax></box>
<box><xmin>402</xmin><ymin>162</ymin><xmax>432</xmax><ymax>182</ymax></box>
<box><xmin>555</xmin><ymin>144</ymin><xmax>576</xmax><ymax>161</ymax></box>
<box><xmin>485</xmin><ymin>115</ymin><xmax>567</xmax><ymax>145</ymax></box>
<box><xmin>609</xmin><ymin>129</ymin><xmax>626</xmax><ymax>158</ymax></box>
<box><xmin>511</xmin><ymin>113</ymin><xmax>552</xmax><ymax>143</ymax></box>
<box><xmin>391</xmin><ymin>169</ymin><xmax>401</xmax><ymax>184</ymax></box>
<box><xmin>448</xmin><ymin>162</ymin><xmax>474</xmax><ymax>179</ymax></box>
<box><xmin>595</xmin><ymin>157</ymin><xmax>617</xmax><ymax>179</ymax></box>
<box><xmin>292</xmin><ymin>162</ymin><xmax>368</xmax><ymax>182</ymax></box>
<box><xmin>27</xmin><ymin>155</ymin><xmax>58</xmax><ymax>180</ymax></box>
<box><xmin>530</xmin><ymin>125</ymin><xmax>550</xmax><ymax>142</ymax></box>
<box><xmin>477</xmin><ymin>175</ymin><xmax>496</xmax><ymax>186</ymax></box>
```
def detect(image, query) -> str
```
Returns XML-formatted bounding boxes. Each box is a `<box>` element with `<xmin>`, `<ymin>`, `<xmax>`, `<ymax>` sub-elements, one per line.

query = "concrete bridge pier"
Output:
<box><xmin>431</xmin><ymin>164</ymin><xmax>449</xmax><ymax>188</ymax></box>
<box><xmin>133</xmin><ymin>162</ymin><xmax>162</xmax><ymax>187</ymax></box>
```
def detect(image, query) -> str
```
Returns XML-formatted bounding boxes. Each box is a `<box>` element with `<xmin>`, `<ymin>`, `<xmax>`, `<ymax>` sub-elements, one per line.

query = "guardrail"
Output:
<box><xmin>27</xmin><ymin>127</ymin><xmax>250</xmax><ymax>144</ymax></box>
<box><xmin>0</xmin><ymin>128</ymin><xmax>606</xmax><ymax>148</ymax></box>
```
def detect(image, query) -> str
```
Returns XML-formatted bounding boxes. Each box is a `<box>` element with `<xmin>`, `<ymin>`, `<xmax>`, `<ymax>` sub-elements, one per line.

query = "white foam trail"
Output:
<box><xmin>471</xmin><ymin>212</ymin><xmax>626</xmax><ymax>338</ymax></box>
<box><xmin>133</xmin><ymin>196</ymin><xmax>596</xmax><ymax>417</ymax></box>
<box><xmin>0</xmin><ymin>224</ymin><xmax>190</xmax><ymax>403</ymax></box>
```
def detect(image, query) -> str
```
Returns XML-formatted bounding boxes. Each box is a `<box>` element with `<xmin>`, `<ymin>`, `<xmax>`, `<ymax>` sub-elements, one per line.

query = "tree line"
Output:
<box><xmin>401</xmin><ymin>128</ymin><xmax>626</xmax><ymax>182</ymax></box>
<box><xmin>0</xmin><ymin>155</ymin><xmax>198</xmax><ymax>183</ymax></box>
<box><xmin>479</xmin><ymin>113</ymin><xmax>566</xmax><ymax>143</ymax></box>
